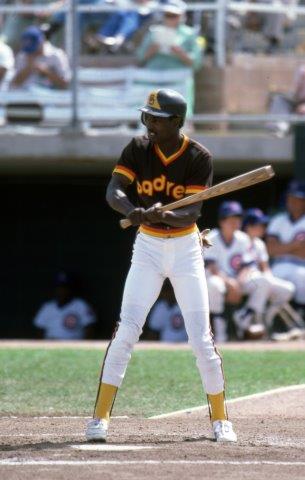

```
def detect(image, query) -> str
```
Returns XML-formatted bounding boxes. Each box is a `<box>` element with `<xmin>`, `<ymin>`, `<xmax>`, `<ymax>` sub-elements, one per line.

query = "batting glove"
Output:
<box><xmin>200</xmin><ymin>228</ymin><xmax>213</xmax><ymax>248</ymax></box>
<box><xmin>126</xmin><ymin>207</ymin><xmax>146</xmax><ymax>226</ymax></box>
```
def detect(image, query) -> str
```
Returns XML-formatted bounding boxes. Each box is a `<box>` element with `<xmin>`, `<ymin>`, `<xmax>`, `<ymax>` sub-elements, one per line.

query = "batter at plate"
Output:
<box><xmin>86</xmin><ymin>88</ymin><xmax>237</xmax><ymax>443</ymax></box>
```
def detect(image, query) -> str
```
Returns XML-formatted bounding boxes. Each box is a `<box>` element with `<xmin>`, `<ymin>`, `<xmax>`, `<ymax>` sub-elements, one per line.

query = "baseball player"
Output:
<box><xmin>33</xmin><ymin>272</ymin><xmax>96</xmax><ymax>340</ymax></box>
<box><xmin>205</xmin><ymin>201</ymin><xmax>293</xmax><ymax>340</ymax></box>
<box><xmin>242</xmin><ymin>208</ymin><xmax>297</xmax><ymax>334</ymax></box>
<box><xmin>148</xmin><ymin>279</ymin><xmax>188</xmax><ymax>342</ymax></box>
<box><xmin>86</xmin><ymin>89</ymin><xmax>237</xmax><ymax>443</ymax></box>
<box><xmin>266</xmin><ymin>180</ymin><xmax>305</xmax><ymax>314</ymax></box>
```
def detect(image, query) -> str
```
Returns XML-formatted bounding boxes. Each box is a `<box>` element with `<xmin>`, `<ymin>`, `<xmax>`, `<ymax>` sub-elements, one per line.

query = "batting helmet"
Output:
<box><xmin>139</xmin><ymin>89</ymin><xmax>187</xmax><ymax>127</ymax></box>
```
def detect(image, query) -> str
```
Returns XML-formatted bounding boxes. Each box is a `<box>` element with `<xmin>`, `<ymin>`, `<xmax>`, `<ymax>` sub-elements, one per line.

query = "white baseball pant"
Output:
<box><xmin>271</xmin><ymin>261</ymin><xmax>305</xmax><ymax>305</ymax></box>
<box><xmin>102</xmin><ymin>231</ymin><xmax>224</xmax><ymax>395</ymax></box>
<box><xmin>207</xmin><ymin>270</ymin><xmax>294</xmax><ymax>314</ymax></box>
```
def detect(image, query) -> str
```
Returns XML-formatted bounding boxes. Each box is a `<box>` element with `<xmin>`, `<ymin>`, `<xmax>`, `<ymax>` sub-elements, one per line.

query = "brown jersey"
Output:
<box><xmin>113</xmin><ymin>134</ymin><xmax>213</xmax><ymax>238</ymax></box>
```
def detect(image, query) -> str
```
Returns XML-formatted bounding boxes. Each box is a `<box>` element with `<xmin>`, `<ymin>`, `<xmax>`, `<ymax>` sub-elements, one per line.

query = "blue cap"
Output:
<box><xmin>21</xmin><ymin>26</ymin><xmax>44</xmax><ymax>54</ymax></box>
<box><xmin>243</xmin><ymin>208</ymin><xmax>269</xmax><ymax>227</ymax></box>
<box><xmin>286</xmin><ymin>180</ymin><xmax>305</xmax><ymax>199</ymax></box>
<box><xmin>218</xmin><ymin>201</ymin><xmax>243</xmax><ymax>219</ymax></box>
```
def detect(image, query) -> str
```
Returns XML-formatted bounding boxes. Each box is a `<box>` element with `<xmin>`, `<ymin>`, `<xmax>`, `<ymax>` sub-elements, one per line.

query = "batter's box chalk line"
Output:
<box><xmin>149</xmin><ymin>384</ymin><xmax>305</xmax><ymax>418</ymax></box>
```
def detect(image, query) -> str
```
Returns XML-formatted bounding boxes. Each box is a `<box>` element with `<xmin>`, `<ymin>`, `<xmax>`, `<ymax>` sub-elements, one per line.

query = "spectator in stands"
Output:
<box><xmin>147</xmin><ymin>279</ymin><xmax>187</xmax><ymax>342</ymax></box>
<box><xmin>0</xmin><ymin>39</ymin><xmax>14</xmax><ymax>90</ymax></box>
<box><xmin>44</xmin><ymin>0</ymin><xmax>110</xmax><ymax>47</ymax></box>
<box><xmin>0</xmin><ymin>0</ymin><xmax>52</xmax><ymax>51</ymax></box>
<box><xmin>242</xmin><ymin>0</ymin><xmax>299</xmax><ymax>54</ymax></box>
<box><xmin>33</xmin><ymin>271</ymin><xmax>97</xmax><ymax>340</ymax></box>
<box><xmin>267</xmin><ymin>64</ymin><xmax>305</xmax><ymax>136</ymax></box>
<box><xmin>266</xmin><ymin>180</ymin><xmax>305</xmax><ymax>317</ymax></box>
<box><xmin>136</xmin><ymin>0</ymin><xmax>204</xmax><ymax>115</ymax></box>
<box><xmin>11</xmin><ymin>25</ymin><xmax>71</xmax><ymax>89</ymax></box>
<box><xmin>85</xmin><ymin>0</ymin><xmax>157</xmax><ymax>53</ymax></box>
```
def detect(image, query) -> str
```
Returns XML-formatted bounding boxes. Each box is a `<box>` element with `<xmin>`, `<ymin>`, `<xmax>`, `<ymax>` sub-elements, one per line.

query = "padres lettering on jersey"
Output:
<box><xmin>112</xmin><ymin>134</ymin><xmax>212</xmax><ymax>237</ymax></box>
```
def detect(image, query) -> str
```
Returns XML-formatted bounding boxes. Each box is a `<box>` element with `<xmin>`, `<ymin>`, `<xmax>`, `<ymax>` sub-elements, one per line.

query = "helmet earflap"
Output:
<box><xmin>141</xmin><ymin>112</ymin><xmax>147</xmax><ymax>126</ymax></box>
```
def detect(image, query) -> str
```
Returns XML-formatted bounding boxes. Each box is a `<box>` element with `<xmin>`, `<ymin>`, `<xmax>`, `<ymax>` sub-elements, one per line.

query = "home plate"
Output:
<box><xmin>71</xmin><ymin>444</ymin><xmax>154</xmax><ymax>452</ymax></box>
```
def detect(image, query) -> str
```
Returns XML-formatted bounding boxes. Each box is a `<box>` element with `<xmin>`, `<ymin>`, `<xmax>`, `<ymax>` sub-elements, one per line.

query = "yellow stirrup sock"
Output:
<box><xmin>208</xmin><ymin>391</ymin><xmax>227</xmax><ymax>422</ymax></box>
<box><xmin>94</xmin><ymin>383</ymin><xmax>118</xmax><ymax>422</ymax></box>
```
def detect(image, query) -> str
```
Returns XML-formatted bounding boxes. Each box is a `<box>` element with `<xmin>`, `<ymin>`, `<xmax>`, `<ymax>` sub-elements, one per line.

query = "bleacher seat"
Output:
<box><xmin>0</xmin><ymin>67</ymin><xmax>192</xmax><ymax>127</ymax></box>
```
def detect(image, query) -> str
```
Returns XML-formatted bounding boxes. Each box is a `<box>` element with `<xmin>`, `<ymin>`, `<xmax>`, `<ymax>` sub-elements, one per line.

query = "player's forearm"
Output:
<box><xmin>266</xmin><ymin>237</ymin><xmax>303</xmax><ymax>256</ymax></box>
<box><xmin>106</xmin><ymin>183</ymin><xmax>135</xmax><ymax>216</ymax></box>
<box><xmin>160</xmin><ymin>204</ymin><xmax>201</xmax><ymax>227</ymax></box>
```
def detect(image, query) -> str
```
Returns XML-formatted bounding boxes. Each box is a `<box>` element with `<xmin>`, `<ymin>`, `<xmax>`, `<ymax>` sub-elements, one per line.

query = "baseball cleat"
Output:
<box><xmin>212</xmin><ymin>420</ymin><xmax>237</xmax><ymax>442</ymax></box>
<box><xmin>86</xmin><ymin>418</ymin><xmax>108</xmax><ymax>442</ymax></box>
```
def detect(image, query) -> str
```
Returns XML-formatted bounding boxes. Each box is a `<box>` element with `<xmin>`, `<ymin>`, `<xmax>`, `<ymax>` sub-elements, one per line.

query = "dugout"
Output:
<box><xmin>0</xmin><ymin>169</ymin><xmax>289</xmax><ymax>340</ymax></box>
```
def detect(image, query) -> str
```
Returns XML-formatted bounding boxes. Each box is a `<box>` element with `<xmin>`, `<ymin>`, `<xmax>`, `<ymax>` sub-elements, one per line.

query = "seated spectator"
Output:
<box><xmin>242</xmin><ymin>208</ymin><xmax>300</xmax><ymax>337</ymax></box>
<box><xmin>147</xmin><ymin>279</ymin><xmax>187</xmax><ymax>342</ymax></box>
<box><xmin>85</xmin><ymin>0</ymin><xmax>157</xmax><ymax>53</ymax></box>
<box><xmin>136</xmin><ymin>0</ymin><xmax>204</xmax><ymax>115</ymax></box>
<box><xmin>267</xmin><ymin>64</ymin><xmax>305</xmax><ymax>136</ymax></box>
<box><xmin>242</xmin><ymin>0</ymin><xmax>299</xmax><ymax>54</ymax></box>
<box><xmin>33</xmin><ymin>271</ymin><xmax>96</xmax><ymax>340</ymax></box>
<box><xmin>44</xmin><ymin>0</ymin><xmax>110</xmax><ymax>48</ymax></box>
<box><xmin>266</xmin><ymin>180</ymin><xmax>305</xmax><ymax>317</ymax></box>
<box><xmin>0</xmin><ymin>0</ymin><xmax>52</xmax><ymax>51</ymax></box>
<box><xmin>204</xmin><ymin>201</ymin><xmax>293</xmax><ymax>342</ymax></box>
<box><xmin>0</xmin><ymin>39</ymin><xmax>14</xmax><ymax>90</ymax></box>
<box><xmin>11</xmin><ymin>26</ymin><xmax>71</xmax><ymax>90</ymax></box>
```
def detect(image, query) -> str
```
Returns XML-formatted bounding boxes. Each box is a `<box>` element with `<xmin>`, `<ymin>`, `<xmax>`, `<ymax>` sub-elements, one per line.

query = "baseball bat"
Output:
<box><xmin>119</xmin><ymin>165</ymin><xmax>275</xmax><ymax>229</ymax></box>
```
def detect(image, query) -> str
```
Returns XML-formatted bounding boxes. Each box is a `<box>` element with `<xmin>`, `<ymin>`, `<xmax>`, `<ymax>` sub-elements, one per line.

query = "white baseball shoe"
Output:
<box><xmin>86</xmin><ymin>418</ymin><xmax>108</xmax><ymax>442</ymax></box>
<box><xmin>212</xmin><ymin>420</ymin><xmax>237</xmax><ymax>442</ymax></box>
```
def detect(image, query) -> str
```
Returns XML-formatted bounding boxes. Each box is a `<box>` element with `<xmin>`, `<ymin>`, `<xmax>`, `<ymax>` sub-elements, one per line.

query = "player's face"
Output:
<box><xmin>246</xmin><ymin>223</ymin><xmax>266</xmax><ymax>239</ymax></box>
<box><xmin>287</xmin><ymin>194</ymin><xmax>305</xmax><ymax>220</ymax></box>
<box><xmin>143</xmin><ymin>113</ymin><xmax>180</xmax><ymax>144</ymax></box>
<box><xmin>220</xmin><ymin>216</ymin><xmax>242</xmax><ymax>234</ymax></box>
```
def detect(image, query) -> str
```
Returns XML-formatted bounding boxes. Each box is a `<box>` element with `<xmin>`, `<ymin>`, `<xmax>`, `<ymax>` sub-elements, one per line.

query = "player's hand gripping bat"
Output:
<box><xmin>119</xmin><ymin>165</ymin><xmax>275</xmax><ymax>229</ymax></box>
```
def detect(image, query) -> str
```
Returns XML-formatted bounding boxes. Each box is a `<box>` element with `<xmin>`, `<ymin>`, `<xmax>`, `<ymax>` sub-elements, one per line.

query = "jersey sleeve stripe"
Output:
<box><xmin>185</xmin><ymin>185</ymin><xmax>208</xmax><ymax>194</ymax></box>
<box><xmin>113</xmin><ymin>166</ymin><xmax>136</xmax><ymax>182</ymax></box>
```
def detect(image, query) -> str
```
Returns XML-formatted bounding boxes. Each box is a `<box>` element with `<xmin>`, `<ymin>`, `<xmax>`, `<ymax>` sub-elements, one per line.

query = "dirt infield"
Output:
<box><xmin>1</xmin><ymin>341</ymin><xmax>305</xmax><ymax>479</ymax></box>
<box><xmin>0</xmin><ymin>387</ymin><xmax>305</xmax><ymax>479</ymax></box>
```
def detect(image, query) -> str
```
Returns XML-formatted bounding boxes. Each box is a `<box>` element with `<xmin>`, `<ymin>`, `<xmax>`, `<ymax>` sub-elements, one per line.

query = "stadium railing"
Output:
<box><xmin>0</xmin><ymin>67</ymin><xmax>191</xmax><ymax>126</ymax></box>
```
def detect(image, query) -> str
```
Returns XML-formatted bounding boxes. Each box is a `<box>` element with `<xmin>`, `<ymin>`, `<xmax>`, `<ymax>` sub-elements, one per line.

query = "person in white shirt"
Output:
<box><xmin>148</xmin><ymin>279</ymin><xmax>187</xmax><ymax>342</ymax></box>
<box><xmin>11</xmin><ymin>26</ymin><xmax>71</xmax><ymax>90</ymax></box>
<box><xmin>33</xmin><ymin>271</ymin><xmax>96</xmax><ymax>340</ymax></box>
<box><xmin>0</xmin><ymin>39</ymin><xmax>14</xmax><ymax>90</ymax></box>
<box><xmin>205</xmin><ymin>201</ymin><xmax>293</xmax><ymax>342</ymax></box>
<box><xmin>266</xmin><ymin>180</ymin><xmax>305</xmax><ymax>314</ymax></box>
<box><xmin>243</xmin><ymin>208</ymin><xmax>298</xmax><ymax>336</ymax></box>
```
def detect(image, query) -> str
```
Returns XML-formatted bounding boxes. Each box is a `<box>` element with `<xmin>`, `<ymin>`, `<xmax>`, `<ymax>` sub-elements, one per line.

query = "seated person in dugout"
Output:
<box><xmin>204</xmin><ymin>201</ymin><xmax>294</xmax><ymax>342</ymax></box>
<box><xmin>147</xmin><ymin>278</ymin><xmax>187</xmax><ymax>342</ymax></box>
<box><xmin>33</xmin><ymin>271</ymin><xmax>96</xmax><ymax>340</ymax></box>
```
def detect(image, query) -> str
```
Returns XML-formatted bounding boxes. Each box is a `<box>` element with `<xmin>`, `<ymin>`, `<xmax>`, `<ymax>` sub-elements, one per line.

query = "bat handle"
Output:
<box><xmin>120</xmin><ymin>218</ymin><xmax>132</xmax><ymax>229</ymax></box>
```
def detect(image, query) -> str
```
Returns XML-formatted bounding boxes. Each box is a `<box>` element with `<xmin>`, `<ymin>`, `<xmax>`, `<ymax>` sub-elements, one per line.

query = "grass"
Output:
<box><xmin>0</xmin><ymin>348</ymin><xmax>304</xmax><ymax>417</ymax></box>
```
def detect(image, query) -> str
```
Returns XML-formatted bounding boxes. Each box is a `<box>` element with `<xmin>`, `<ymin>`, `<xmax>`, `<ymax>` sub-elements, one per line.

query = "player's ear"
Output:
<box><xmin>170</xmin><ymin>116</ymin><xmax>181</xmax><ymax>128</ymax></box>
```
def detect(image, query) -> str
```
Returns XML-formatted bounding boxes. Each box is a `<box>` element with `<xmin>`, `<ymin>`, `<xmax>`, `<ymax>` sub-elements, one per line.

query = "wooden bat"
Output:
<box><xmin>119</xmin><ymin>165</ymin><xmax>275</xmax><ymax>229</ymax></box>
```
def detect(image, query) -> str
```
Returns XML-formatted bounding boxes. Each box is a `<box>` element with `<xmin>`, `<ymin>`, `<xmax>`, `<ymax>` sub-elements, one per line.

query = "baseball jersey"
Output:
<box><xmin>205</xmin><ymin>229</ymin><xmax>254</xmax><ymax>277</ymax></box>
<box><xmin>267</xmin><ymin>212</ymin><xmax>305</xmax><ymax>263</ymax></box>
<box><xmin>250</xmin><ymin>237</ymin><xmax>269</xmax><ymax>265</ymax></box>
<box><xmin>33</xmin><ymin>298</ymin><xmax>96</xmax><ymax>340</ymax></box>
<box><xmin>113</xmin><ymin>134</ymin><xmax>212</xmax><ymax>237</ymax></box>
<box><xmin>148</xmin><ymin>300</ymin><xmax>187</xmax><ymax>342</ymax></box>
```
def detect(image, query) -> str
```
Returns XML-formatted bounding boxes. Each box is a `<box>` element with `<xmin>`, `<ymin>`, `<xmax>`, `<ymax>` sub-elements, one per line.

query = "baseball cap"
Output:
<box><xmin>243</xmin><ymin>208</ymin><xmax>269</xmax><ymax>227</ymax></box>
<box><xmin>286</xmin><ymin>180</ymin><xmax>305</xmax><ymax>199</ymax></box>
<box><xmin>21</xmin><ymin>26</ymin><xmax>44</xmax><ymax>54</ymax></box>
<box><xmin>162</xmin><ymin>0</ymin><xmax>187</xmax><ymax>15</ymax></box>
<box><xmin>218</xmin><ymin>201</ymin><xmax>243</xmax><ymax>219</ymax></box>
